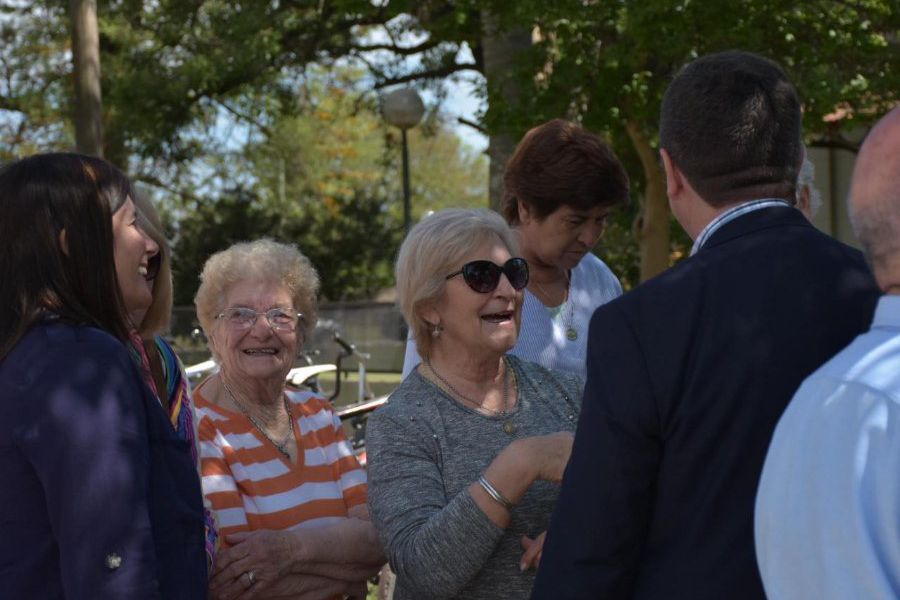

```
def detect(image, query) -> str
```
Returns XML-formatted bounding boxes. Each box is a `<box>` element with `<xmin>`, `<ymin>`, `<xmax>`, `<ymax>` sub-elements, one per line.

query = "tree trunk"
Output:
<box><xmin>625</xmin><ymin>120</ymin><xmax>670</xmax><ymax>281</ymax></box>
<box><xmin>480</xmin><ymin>12</ymin><xmax>531</xmax><ymax>210</ymax></box>
<box><xmin>69</xmin><ymin>0</ymin><xmax>103</xmax><ymax>157</ymax></box>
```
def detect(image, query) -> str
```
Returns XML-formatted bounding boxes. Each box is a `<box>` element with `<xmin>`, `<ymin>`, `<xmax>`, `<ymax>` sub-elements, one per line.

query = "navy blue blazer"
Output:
<box><xmin>0</xmin><ymin>322</ymin><xmax>207</xmax><ymax>599</ymax></box>
<box><xmin>532</xmin><ymin>207</ymin><xmax>880</xmax><ymax>599</ymax></box>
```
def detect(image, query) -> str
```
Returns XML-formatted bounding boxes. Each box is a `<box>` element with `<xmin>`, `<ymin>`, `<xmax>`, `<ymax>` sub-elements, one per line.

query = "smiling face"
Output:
<box><xmin>208</xmin><ymin>279</ymin><xmax>300</xmax><ymax>384</ymax></box>
<box><xmin>423</xmin><ymin>238</ymin><xmax>523</xmax><ymax>363</ymax></box>
<box><xmin>111</xmin><ymin>197</ymin><xmax>160</xmax><ymax>325</ymax></box>
<box><xmin>517</xmin><ymin>203</ymin><xmax>609</xmax><ymax>271</ymax></box>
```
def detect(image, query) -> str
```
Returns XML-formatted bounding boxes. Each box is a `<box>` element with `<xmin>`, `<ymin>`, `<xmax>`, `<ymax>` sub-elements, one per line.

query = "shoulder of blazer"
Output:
<box><xmin>703</xmin><ymin>205</ymin><xmax>810</xmax><ymax>251</ymax></box>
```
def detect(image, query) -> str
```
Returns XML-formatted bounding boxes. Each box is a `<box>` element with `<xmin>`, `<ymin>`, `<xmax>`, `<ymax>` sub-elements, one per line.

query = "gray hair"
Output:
<box><xmin>797</xmin><ymin>157</ymin><xmax>823</xmax><ymax>217</ymax></box>
<box><xmin>194</xmin><ymin>238</ymin><xmax>319</xmax><ymax>360</ymax></box>
<box><xmin>850</xmin><ymin>205</ymin><xmax>900</xmax><ymax>268</ymax></box>
<box><xmin>395</xmin><ymin>208</ymin><xmax>519</xmax><ymax>360</ymax></box>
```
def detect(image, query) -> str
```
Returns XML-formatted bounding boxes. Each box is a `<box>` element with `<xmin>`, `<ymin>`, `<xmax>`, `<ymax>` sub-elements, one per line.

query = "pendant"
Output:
<box><xmin>566</xmin><ymin>327</ymin><xmax>578</xmax><ymax>341</ymax></box>
<box><xmin>503</xmin><ymin>421</ymin><xmax>518</xmax><ymax>435</ymax></box>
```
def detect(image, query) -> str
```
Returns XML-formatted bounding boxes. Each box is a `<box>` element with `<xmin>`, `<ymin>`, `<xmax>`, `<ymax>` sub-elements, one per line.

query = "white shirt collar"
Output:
<box><xmin>872</xmin><ymin>294</ymin><xmax>900</xmax><ymax>330</ymax></box>
<box><xmin>690</xmin><ymin>199</ymin><xmax>793</xmax><ymax>256</ymax></box>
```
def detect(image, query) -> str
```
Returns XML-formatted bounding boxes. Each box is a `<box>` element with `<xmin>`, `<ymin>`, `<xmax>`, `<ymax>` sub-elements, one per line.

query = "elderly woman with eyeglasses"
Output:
<box><xmin>193</xmin><ymin>239</ymin><xmax>384</xmax><ymax>600</ymax></box>
<box><xmin>366</xmin><ymin>209</ymin><xmax>582</xmax><ymax>599</ymax></box>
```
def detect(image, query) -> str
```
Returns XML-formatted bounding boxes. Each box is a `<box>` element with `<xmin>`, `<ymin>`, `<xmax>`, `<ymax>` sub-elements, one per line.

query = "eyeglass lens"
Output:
<box><xmin>462</xmin><ymin>258</ymin><xmax>529</xmax><ymax>293</ymax></box>
<box><xmin>222</xmin><ymin>308</ymin><xmax>300</xmax><ymax>331</ymax></box>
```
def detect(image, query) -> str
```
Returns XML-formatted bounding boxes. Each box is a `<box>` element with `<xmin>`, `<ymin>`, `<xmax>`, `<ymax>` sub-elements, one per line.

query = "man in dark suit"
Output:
<box><xmin>531</xmin><ymin>51</ymin><xmax>881</xmax><ymax>599</ymax></box>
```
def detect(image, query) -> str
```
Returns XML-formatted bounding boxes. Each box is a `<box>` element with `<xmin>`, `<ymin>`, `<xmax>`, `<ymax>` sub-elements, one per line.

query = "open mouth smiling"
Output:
<box><xmin>481</xmin><ymin>310</ymin><xmax>514</xmax><ymax>324</ymax></box>
<box><xmin>243</xmin><ymin>348</ymin><xmax>279</xmax><ymax>356</ymax></box>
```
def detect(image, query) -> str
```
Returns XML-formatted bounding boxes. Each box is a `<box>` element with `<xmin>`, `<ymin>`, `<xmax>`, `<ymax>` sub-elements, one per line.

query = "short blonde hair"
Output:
<box><xmin>395</xmin><ymin>208</ymin><xmax>519</xmax><ymax>359</ymax></box>
<box><xmin>133</xmin><ymin>190</ymin><xmax>173</xmax><ymax>337</ymax></box>
<box><xmin>194</xmin><ymin>239</ymin><xmax>319</xmax><ymax>359</ymax></box>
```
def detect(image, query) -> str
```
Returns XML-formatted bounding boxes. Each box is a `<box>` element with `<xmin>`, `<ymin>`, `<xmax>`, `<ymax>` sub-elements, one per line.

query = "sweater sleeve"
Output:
<box><xmin>366</xmin><ymin>407</ymin><xmax>504</xmax><ymax>599</ymax></box>
<box><xmin>17</xmin><ymin>335</ymin><xmax>162</xmax><ymax>599</ymax></box>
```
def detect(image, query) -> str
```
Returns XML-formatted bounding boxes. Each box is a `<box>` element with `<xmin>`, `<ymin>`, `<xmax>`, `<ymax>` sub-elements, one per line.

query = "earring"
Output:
<box><xmin>431</xmin><ymin>324</ymin><xmax>442</xmax><ymax>338</ymax></box>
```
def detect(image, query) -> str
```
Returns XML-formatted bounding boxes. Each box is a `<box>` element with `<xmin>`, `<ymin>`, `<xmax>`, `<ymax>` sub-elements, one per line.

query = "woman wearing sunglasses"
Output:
<box><xmin>402</xmin><ymin>119</ymin><xmax>629</xmax><ymax>380</ymax></box>
<box><xmin>0</xmin><ymin>153</ymin><xmax>207</xmax><ymax>598</ymax></box>
<box><xmin>366</xmin><ymin>209</ymin><xmax>583</xmax><ymax>599</ymax></box>
<box><xmin>192</xmin><ymin>239</ymin><xmax>384</xmax><ymax>599</ymax></box>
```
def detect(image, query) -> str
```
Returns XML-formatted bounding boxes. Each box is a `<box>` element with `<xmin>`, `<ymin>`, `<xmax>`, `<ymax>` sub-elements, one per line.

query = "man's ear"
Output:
<box><xmin>58</xmin><ymin>228</ymin><xmax>69</xmax><ymax>256</ymax></box>
<box><xmin>660</xmin><ymin>148</ymin><xmax>684</xmax><ymax>199</ymax></box>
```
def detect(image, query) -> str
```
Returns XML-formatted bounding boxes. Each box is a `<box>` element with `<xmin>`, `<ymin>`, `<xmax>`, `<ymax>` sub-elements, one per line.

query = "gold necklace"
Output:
<box><xmin>221</xmin><ymin>380</ymin><xmax>294</xmax><ymax>460</ymax></box>
<box><xmin>426</xmin><ymin>358</ymin><xmax>519</xmax><ymax>434</ymax></box>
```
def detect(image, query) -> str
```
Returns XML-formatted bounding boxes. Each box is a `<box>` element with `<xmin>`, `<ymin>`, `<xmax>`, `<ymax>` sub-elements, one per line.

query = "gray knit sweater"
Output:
<box><xmin>366</xmin><ymin>355</ymin><xmax>584</xmax><ymax>599</ymax></box>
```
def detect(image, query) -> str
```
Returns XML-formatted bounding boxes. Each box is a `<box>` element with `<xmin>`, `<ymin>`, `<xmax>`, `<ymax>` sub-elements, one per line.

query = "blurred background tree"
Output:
<box><xmin>1</xmin><ymin>0</ymin><xmax>897</xmax><ymax>295</ymax></box>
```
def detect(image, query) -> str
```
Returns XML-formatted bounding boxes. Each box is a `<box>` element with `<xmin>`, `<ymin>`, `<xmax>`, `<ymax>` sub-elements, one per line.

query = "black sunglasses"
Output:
<box><xmin>445</xmin><ymin>257</ymin><xmax>529</xmax><ymax>293</ymax></box>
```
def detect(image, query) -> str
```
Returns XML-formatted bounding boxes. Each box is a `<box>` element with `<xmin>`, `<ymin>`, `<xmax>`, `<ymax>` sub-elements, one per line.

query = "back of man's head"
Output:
<box><xmin>849</xmin><ymin>107</ymin><xmax>900</xmax><ymax>287</ymax></box>
<box><xmin>660</xmin><ymin>51</ymin><xmax>802</xmax><ymax>207</ymax></box>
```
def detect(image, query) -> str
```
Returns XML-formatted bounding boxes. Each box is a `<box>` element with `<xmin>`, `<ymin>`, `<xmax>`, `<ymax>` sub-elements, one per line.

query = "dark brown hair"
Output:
<box><xmin>501</xmin><ymin>119</ymin><xmax>629</xmax><ymax>225</ymax></box>
<box><xmin>659</xmin><ymin>51</ymin><xmax>802</xmax><ymax>206</ymax></box>
<box><xmin>0</xmin><ymin>153</ymin><xmax>134</xmax><ymax>359</ymax></box>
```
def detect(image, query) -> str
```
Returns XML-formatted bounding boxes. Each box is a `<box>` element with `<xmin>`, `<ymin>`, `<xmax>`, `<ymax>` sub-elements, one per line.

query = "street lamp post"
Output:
<box><xmin>382</xmin><ymin>88</ymin><xmax>425</xmax><ymax>235</ymax></box>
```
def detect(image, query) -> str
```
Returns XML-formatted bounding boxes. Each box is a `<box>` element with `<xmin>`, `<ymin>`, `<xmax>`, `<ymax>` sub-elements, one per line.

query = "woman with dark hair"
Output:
<box><xmin>131</xmin><ymin>191</ymin><xmax>219</xmax><ymax>569</ymax></box>
<box><xmin>0</xmin><ymin>153</ymin><xmax>208</xmax><ymax>598</ymax></box>
<box><xmin>403</xmin><ymin>119</ymin><xmax>629</xmax><ymax>379</ymax></box>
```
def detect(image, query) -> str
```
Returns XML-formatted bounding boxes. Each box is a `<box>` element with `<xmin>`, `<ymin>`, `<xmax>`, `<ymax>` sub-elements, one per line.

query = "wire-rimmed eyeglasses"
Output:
<box><xmin>215</xmin><ymin>307</ymin><xmax>304</xmax><ymax>332</ymax></box>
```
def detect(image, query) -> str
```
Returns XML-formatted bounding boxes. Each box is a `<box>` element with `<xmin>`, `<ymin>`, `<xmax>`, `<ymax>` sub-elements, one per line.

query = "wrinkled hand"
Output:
<box><xmin>534</xmin><ymin>431</ymin><xmax>575</xmax><ymax>483</ymax></box>
<box><xmin>208</xmin><ymin>530</ymin><xmax>293</xmax><ymax>600</ymax></box>
<box><xmin>520</xmin><ymin>531</ymin><xmax>547</xmax><ymax>572</ymax></box>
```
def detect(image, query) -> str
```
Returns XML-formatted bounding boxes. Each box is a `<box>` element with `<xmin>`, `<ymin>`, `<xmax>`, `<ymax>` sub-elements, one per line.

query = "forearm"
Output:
<box><xmin>468</xmin><ymin>438</ymin><xmax>540</xmax><ymax>528</ymax></box>
<box><xmin>286</xmin><ymin>518</ymin><xmax>385</xmax><ymax>580</ymax></box>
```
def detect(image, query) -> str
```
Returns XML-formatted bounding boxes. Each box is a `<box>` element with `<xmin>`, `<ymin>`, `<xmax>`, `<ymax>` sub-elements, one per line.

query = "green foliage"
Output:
<box><xmin>2</xmin><ymin>0</ymin><xmax>895</xmax><ymax>292</ymax></box>
<box><xmin>168</xmin><ymin>70</ymin><xmax>487</xmax><ymax>303</ymax></box>
<box><xmin>380</xmin><ymin>0</ymin><xmax>897</xmax><ymax>279</ymax></box>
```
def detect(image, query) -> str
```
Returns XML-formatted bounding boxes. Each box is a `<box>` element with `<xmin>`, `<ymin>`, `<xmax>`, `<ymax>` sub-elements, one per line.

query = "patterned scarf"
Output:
<box><xmin>127</xmin><ymin>330</ymin><xmax>216</xmax><ymax>565</ymax></box>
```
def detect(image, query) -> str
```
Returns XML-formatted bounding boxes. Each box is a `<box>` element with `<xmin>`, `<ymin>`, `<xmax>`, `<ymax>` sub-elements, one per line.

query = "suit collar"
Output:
<box><xmin>700</xmin><ymin>204</ymin><xmax>810</xmax><ymax>252</ymax></box>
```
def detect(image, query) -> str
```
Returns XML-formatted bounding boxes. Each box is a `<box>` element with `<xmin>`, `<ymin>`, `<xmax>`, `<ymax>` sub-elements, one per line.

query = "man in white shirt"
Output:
<box><xmin>756</xmin><ymin>106</ymin><xmax>900</xmax><ymax>599</ymax></box>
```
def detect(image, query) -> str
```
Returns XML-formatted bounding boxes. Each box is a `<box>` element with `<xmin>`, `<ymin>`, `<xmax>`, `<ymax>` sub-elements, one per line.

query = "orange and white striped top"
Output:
<box><xmin>195</xmin><ymin>386</ymin><xmax>367</xmax><ymax>548</ymax></box>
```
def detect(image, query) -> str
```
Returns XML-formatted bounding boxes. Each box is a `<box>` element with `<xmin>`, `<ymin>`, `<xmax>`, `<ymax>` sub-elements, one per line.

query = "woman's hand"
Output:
<box><xmin>208</xmin><ymin>530</ymin><xmax>293</xmax><ymax>600</ymax></box>
<box><xmin>520</xmin><ymin>531</ymin><xmax>547</xmax><ymax>571</ymax></box>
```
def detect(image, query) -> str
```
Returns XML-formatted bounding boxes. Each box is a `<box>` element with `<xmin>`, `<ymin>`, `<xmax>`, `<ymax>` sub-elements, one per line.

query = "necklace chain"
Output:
<box><xmin>532</xmin><ymin>270</ymin><xmax>577</xmax><ymax>341</ymax></box>
<box><xmin>221</xmin><ymin>379</ymin><xmax>294</xmax><ymax>459</ymax></box>
<box><xmin>426</xmin><ymin>357</ymin><xmax>511</xmax><ymax>416</ymax></box>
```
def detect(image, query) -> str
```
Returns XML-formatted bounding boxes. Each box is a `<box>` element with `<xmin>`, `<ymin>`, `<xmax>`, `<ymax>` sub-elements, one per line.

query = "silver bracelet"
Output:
<box><xmin>478</xmin><ymin>475</ymin><xmax>514</xmax><ymax>511</ymax></box>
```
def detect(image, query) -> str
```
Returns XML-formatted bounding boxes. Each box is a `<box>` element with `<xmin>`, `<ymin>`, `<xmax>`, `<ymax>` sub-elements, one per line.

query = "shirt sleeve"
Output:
<box><xmin>17</xmin><ymin>336</ymin><xmax>162</xmax><ymax>599</ymax></box>
<box><xmin>756</xmin><ymin>378</ymin><xmax>900</xmax><ymax>599</ymax></box>
<box><xmin>533</xmin><ymin>303</ymin><xmax>661</xmax><ymax>599</ymax></box>
<box><xmin>366</xmin><ymin>409</ymin><xmax>504</xmax><ymax>599</ymax></box>
<box><xmin>323</xmin><ymin>400</ymin><xmax>367</xmax><ymax>509</ymax></box>
<box><xmin>198</xmin><ymin>416</ymin><xmax>249</xmax><ymax>548</ymax></box>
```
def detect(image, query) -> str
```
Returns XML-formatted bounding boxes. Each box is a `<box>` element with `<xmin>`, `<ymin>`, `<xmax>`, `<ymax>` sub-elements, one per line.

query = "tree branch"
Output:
<box><xmin>374</xmin><ymin>63</ymin><xmax>480</xmax><ymax>88</ymax></box>
<box><xmin>350</xmin><ymin>39</ymin><xmax>440</xmax><ymax>56</ymax></box>
<box><xmin>134</xmin><ymin>172</ymin><xmax>203</xmax><ymax>205</ymax></box>
<box><xmin>457</xmin><ymin>116</ymin><xmax>486</xmax><ymax>134</ymax></box>
<box><xmin>214</xmin><ymin>99</ymin><xmax>274</xmax><ymax>137</ymax></box>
